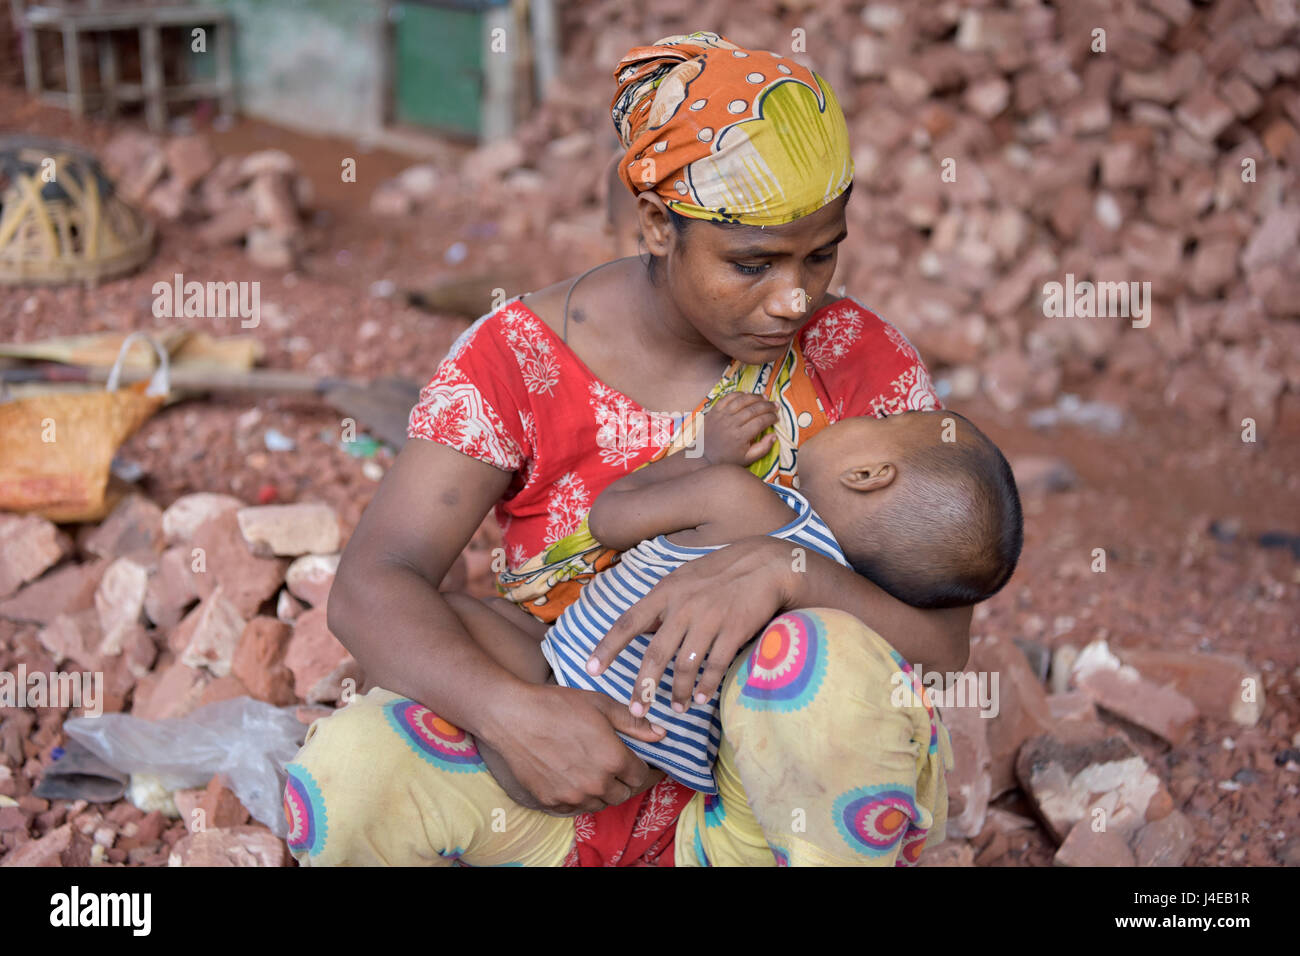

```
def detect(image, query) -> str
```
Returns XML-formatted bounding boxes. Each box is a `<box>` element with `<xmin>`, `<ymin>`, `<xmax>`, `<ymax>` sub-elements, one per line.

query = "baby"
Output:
<box><xmin>441</xmin><ymin>392</ymin><xmax>1023</xmax><ymax>794</ymax></box>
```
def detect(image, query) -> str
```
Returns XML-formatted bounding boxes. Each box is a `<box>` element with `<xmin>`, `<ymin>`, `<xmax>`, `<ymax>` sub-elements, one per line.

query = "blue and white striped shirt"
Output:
<box><xmin>540</xmin><ymin>482</ymin><xmax>851</xmax><ymax>794</ymax></box>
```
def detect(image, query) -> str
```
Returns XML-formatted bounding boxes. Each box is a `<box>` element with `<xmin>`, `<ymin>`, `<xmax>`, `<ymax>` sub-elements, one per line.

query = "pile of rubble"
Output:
<box><xmin>101</xmin><ymin>131</ymin><xmax>313</xmax><ymax>270</ymax></box>
<box><xmin>0</xmin><ymin>495</ymin><xmax>361</xmax><ymax>866</ymax></box>
<box><xmin>415</xmin><ymin>0</ymin><xmax>1300</xmax><ymax>430</ymax></box>
<box><xmin>921</xmin><ymin>629</ymin><xmax>1293</xmax><ymax>867</ymax></box>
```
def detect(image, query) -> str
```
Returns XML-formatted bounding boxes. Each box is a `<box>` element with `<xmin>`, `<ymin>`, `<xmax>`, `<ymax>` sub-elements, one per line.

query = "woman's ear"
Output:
<box><xmin>840</xmin><ymin>461</ymin><xmax>896</xmax><ymax>493</ymax></box>
<box><xmin>638</xmin><ymin>193</ymin><xmax>673</xmax><ymax>258</ymax></box>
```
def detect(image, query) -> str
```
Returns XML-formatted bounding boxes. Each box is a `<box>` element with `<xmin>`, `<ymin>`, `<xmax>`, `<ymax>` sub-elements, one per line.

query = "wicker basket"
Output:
<box><xmin>0</xmin><ymin>136</ymin><xmax>154</xmax><ymax>285</ymax></box>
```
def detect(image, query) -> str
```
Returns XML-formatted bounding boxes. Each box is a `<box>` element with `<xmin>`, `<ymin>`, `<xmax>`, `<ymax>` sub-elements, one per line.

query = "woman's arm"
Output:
<box><xmin>781</xmin><ymin>541</ymin><xmax>973</xmax><ymax>673</ymax></box>
<box><xmin>328</xmin><ymin>437</ymin><xmax>667</xmax><ymax>814</ymax></box>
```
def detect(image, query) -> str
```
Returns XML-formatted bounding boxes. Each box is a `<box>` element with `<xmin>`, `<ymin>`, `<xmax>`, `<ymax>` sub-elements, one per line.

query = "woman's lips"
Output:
<box><xmin>749</xmin><ymin>332</ymin><xmax>792</xmax><ymax>347</ymax></box>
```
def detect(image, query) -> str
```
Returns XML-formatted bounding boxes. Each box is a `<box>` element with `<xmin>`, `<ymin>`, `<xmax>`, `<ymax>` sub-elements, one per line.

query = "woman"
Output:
<box><xmin>285</xmin><ymin>31</ymin><xmax>968</xmax><ymax>867</ymax></box>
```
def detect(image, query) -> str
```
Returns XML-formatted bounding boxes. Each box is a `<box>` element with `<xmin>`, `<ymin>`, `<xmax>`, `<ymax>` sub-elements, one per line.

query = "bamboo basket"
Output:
<box><xmin>0</xmin><ymin>136</ymin><xmax>155</xmax><ymax>285</ymax></box>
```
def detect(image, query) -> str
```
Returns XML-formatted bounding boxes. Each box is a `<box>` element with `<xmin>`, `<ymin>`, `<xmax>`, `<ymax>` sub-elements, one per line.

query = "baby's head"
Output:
<box><xmin>796</xmin><ymin>410</ymin><xmax>1022</xmax><ymax>609</ymax></box>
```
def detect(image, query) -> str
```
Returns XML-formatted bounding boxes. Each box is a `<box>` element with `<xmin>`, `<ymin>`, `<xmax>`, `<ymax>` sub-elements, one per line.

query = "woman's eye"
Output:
<box><xmin>809</xmin><ymin>251</ymin><xmax>835</xmax><ymax>264</ymax></box>
<box><xmin>733</xmin><ymin>262</ymin><xmax>768</xmax><ymax>275</ymax></box>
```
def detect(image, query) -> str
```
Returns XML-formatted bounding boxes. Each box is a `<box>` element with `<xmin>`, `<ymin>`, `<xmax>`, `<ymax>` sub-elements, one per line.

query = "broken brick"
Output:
<box><xmin>0</xmin><ymin>560</ymin><xmax>106</xmax><ymax>626</ymax></box>
<box><xmin>190</xmin><ymin>510</ymin><xmax>288</xmax><ymax>618</ymax></box>
<box><xmin>1016</xmin><ymin>722</ymin><xmax>1174</xmax><ymax>844</ymax></box>
<box><xmin>161</xmin><ymin>493</ymin><xmax>244</xmax><ymax>546</ymax></box>
<box><xmin>968</xmin><ymin>633</ymin><xmax>1056</xmax><ymax>798</ymax></box>
<box><xmin>236</xmin><ymin>503</ymin><xmax>340</xmax><ymax>558</ymax></box>
<box><xmin>0</xmin><ymin>514</ymin><xmax>69</xmax><ymax>600</ymax></box>
<box><xmin>1115</xmin><ymin>647</ymin><xmax>1265</xmax><ymax>727</ymax></box>
<box><xmin>168</xmin><ymin>825</ymin><xmax>288</xmax><ymax>867</ymax></box>
<box><xmin>285</xmin><ymin>607</ymin><xmax>357</xmax><ymax>704</ymax></box>
<box><xmin>231</xmin><ymin>616</ymin><xmax>296</xmax><ymax>706</ymax></box>
<box><xmin>1053</xmin><ymin>818</ymin><xmax>1136</xmax><ymax>867</ymax></box>
<box><xmin>284</xmin><ymin>553</ymin><xmax>339</xmax><ymax>608</ymax></box>
<box><xmin>81</xmin><ymin>494</ymin><xmax>164</xmax><ymax>569</ymax></box>
<box><xmin>177</xmin><ymin>588</ymin><xmax>247</xmax><ymax>678</ymax></box>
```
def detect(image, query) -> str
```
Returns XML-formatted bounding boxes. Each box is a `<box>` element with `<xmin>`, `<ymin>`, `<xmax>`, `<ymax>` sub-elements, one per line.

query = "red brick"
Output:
<box><xmin>284</xmin><ymin>554</ymin><xmax>339</xmax><ymax>608</ymax></box>
<box><xmin>968</xmin><ymin>633</ymin><xmax>1055</xmax><ymax>798</ymax></box>
<box><xmin>161</xmin><ymin>493</ymin><xmax>244</xmax><ymax>546</ymax></box>
<box><xmin>1016</xmin><ymin>722</ymin><xmax>1174</xmax><ymax>844</ymax></box>
<box><xmin>0</xmin><ymin>515</ymin><xmax>68</xmax><ymax>600</ymax></box>
<box><xmin>130</xmin><ymin>659</ymin><xmax>210</xmax><ymax>721</ymax></box>
<box><xmin>1075</xmin><ymin>666</ymin><xmax>1198</xmax><ymax>745</ymax></box>
<box><xmin>0</xmin><ymin>560</ymin><xmax>106</xmax><ymax>626</ymax></box>
<box><xmin>1175</xmin><ymin>87</ymin><xmax>1235</xmax><ymax>141</ymax></box>
<box><xmin>1133</xmin><ymin>809</ymin><xmax>1194</xmax><ymax>866</ymax></box>
<box><xmin>285</xmin><ymin>608</ymin><xmax>357</xmax><ymax>705</ymax></box>
<box><xmin>231</xmin><ymin>616</ymin><xmax>296</xmax><ymax>706</ymax></box>
<box><xmin>1117</xmin><ymin>647</ymin><xmax>1265</xmax><ymax>727</ymax></box>
<box><xmin>1218</xmin><ymin>75</ymin><xmax>1263</xmax><ymax>119</ymax></box>
<box><xmin>190</xmin><ymin>510</ymin><xmax>287</xmax><ymax>618</ymax></box>
<box><xmin>177</xmin><ymin>587</ymin><xmax>246</xmax><ymax>678</ymax></box>
<box><xmin>939</xmin><ymin>704</ymin><xmax>992</xmax><ymax>839</ymax></box>
<box><xmin>236</xmin><ymin>503</ymin><xmax>340</xmax><ymax>558</ymax></box>
<box><xmin>0</xmin><ymin>823</ymin><xmax>91</xmax><ymax>867</ymax></box>
<box><xmin>165</xmin><ymin>135</ymin><xmax>217</xmax><ymax>191</ymax></box>
<box><xmin>80</xmin><ymin>494</ymin><xmax>164</xmax><ymax>569</ymax></box>
<box><xmin>167</xmin><ymin>825</ymin><xmax>288</xmax><ymax>866</ymax></box>
<box><xmin>144</xmin><ymin>545</ymin><xmax>201</xmax><ymax>629</ymax></box>
<box><xmin>1053</xmin><ymin>819</ymin><xmax>1136</xmax><ymax>866</ymax></box>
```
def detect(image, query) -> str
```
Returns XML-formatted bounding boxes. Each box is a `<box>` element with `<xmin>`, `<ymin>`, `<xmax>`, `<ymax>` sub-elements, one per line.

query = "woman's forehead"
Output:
<box><xmin>695</xmin><ymin>198</ymin><xmax>849</xmax><ymax>250</ymax></box>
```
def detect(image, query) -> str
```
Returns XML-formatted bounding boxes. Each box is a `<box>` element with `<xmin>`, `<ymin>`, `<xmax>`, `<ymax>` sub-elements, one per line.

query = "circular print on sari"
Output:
<box><xmin>737</xmin><ymin>610</ymin><xmax>827</xmax><ymax>711</ymax></box>
<box><xmin>832</xmin><ymin>784</ymin><xmax>918</xmax><ymax>858</ymax></box>
<box><xmin>896</xmin><ymin>827</ymin><xmax>929</xmax><ymax>867</ymax></box>
<box><xmin>384</xmin><ymin>700</ymin><xmax>485</xmax><ymax>772</ymax></box>
<box><xmin>283</xmin><ymin>763</ymin><xmax>328</xmax><ymax>857</ymax></box>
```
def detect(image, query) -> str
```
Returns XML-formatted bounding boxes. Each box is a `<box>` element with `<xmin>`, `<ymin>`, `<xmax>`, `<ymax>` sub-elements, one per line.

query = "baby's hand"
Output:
<box><xmin>699</xmin><ymin>392</ymin><xmax>779</xmax><ymax>466</ymax></box>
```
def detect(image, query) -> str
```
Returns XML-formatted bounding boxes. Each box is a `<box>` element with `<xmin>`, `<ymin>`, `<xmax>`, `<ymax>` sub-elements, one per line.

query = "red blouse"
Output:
<box><xmin>407</xmin><ymin>294</ymin><xmax>941</xmax><ymax>574</ymax></box>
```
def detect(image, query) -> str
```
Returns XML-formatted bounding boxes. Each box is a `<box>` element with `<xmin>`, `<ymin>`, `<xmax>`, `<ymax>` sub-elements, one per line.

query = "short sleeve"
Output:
<box><xmin>802</xmin><ymin>296</ymin><xmax>943</xmax><ymax>420</ymax></box>
<box><xmin>407</xmin><ymin>311</ymin><xmax>532</xmax><ymax>472</ymax></box>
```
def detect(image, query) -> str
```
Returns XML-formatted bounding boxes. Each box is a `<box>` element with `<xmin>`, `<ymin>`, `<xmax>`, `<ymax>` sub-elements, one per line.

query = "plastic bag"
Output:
<box><xmin>63</xmin><ymin>696</ymin><xmax>306</xmax><ymax>838</ymax></box>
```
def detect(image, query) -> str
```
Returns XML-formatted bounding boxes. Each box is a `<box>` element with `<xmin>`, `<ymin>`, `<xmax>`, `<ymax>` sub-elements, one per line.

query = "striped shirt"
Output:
<box><xmin>540</xmin><ymin>482</ymin><xmax>851</xmax><ymax>793</ymax></box>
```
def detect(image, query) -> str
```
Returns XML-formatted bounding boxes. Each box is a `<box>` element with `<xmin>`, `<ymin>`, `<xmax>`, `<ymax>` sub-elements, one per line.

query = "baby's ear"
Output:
<box><xmin>842</xmin><ymin>461</ymin><xmax>896</xmax><ymax>493</ymax></box>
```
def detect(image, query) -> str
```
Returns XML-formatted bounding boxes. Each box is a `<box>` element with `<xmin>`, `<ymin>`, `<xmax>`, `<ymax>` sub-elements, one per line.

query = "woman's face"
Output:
<box><xmin>638</xmin><ymin>191</ymin><xmax>850</xmax><ymax>365</ymax></box>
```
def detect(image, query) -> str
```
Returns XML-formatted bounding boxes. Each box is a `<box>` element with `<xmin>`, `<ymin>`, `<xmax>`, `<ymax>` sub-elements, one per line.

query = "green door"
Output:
<box><xmin>393</xmin><ymin>1</ymin><xmax>487</xmax><ymax>137</ymax></box>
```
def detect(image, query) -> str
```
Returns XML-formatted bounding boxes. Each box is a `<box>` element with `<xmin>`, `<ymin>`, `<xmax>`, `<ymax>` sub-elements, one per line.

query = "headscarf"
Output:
<box><xmin>611</xmin><ymin>31</ymin><xmax>853</xmax><ymax>227</ymax></box>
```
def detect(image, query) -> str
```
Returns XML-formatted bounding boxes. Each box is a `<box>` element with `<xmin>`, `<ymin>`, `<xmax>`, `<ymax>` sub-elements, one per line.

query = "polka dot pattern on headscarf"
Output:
<box><xmin>610</xmin><ymin>31</ymin><xmax>853</xmax><ymax>226</ymax></box>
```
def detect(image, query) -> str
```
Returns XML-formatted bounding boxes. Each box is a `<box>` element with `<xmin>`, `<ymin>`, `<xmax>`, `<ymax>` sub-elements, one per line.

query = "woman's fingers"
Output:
<box><xmin>630</xmin><ymin>618</ymin><xmax>688</xmax><ymax>716</ymax></box>
<box><xmin>692</xmin><ymin>623</ymin><xmax>756</xmax><ymax>705</ymax></box>
<box><xmin>671</xmin><ymin>630</ymin><xmax>714</xmax><ymax>711</ymax></box>
<box><xmin>588</xmin><ymin>595</ymin><xmax>664</xmax><ymax>675</ymax></box>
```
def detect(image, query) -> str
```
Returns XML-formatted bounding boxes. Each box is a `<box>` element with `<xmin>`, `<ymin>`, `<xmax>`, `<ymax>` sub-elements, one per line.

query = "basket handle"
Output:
<box><xmin>106</xmin><ymin>331</ymin><xmax>170</xmax><ymax>397</ymax></box>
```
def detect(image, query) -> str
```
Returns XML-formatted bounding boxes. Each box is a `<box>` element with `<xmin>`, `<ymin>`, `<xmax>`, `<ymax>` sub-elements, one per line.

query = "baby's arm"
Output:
<box><xmin>441</xmin><ymin>592</ymin><xmax>552</xmax><ymax>685</ymax></box>
<box><xmin>588</xmin><ymin>393</ymin><xmax>783</xmax><ymax>550</ymax></box>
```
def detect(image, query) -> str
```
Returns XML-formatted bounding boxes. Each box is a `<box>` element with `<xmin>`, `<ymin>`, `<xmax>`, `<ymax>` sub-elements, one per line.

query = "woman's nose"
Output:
<box><xmin>766</xmin><ymin>270</ymin><xmax>816</xmax><ymax>321</ymax></box>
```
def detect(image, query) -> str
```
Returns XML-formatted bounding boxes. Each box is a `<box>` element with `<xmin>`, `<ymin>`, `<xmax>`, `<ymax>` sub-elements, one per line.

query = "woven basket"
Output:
<box><xmin>0</xmin><ymin>136</ymin><xmax>154</xmax><ymax>285</ymax></box>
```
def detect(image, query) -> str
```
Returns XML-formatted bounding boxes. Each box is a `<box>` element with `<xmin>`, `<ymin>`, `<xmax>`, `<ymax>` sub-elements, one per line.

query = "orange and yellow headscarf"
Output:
<box><xmin>611</xmin><ymin>31</ymin><xmax>853</xmax><ymax>227</ymax></box>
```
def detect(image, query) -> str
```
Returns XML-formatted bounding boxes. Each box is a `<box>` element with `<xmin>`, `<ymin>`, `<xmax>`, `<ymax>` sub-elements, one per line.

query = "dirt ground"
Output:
<box><xmin>1</xmin><ymin>84</ymin><xmax>1298</xmax><ymax>867</ymax></box>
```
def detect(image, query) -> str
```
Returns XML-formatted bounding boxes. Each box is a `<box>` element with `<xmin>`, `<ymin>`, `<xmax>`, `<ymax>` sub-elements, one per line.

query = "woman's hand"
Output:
<box><xmin>701</xmin><ymin>393</ymin><xmax>779</xmax><ymax>466</ymax></box>
<box><xmin>478</xmin><ymin>681</ymin><xmax>669</xmax><ymax>816</ymax></box>
<box><xmin>587</xmin><ymin>535</ymin><xmax>796</xmax><ymax>714</ymax></box>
